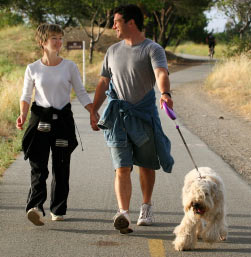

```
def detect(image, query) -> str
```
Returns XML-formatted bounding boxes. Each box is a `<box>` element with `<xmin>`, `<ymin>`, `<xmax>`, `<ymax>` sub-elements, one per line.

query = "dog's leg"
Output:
<box><xmin>202</xmin><ymin>210</ymin><xmax>227</xmax><ymax>243</ymax></box>
<box><xmin>196</xmin><ymin>219</ymin><xmax>204</xmax><ymax>239</ymax></box>
<box><xmin>219</xmin><ymin>207</ymin><xmax>228</xmax><ymax>241</ymax></box>
<box><xmin>173</xmin><ymin>209</ymin><xmax>199</xmax><ymax>251</ymax></box>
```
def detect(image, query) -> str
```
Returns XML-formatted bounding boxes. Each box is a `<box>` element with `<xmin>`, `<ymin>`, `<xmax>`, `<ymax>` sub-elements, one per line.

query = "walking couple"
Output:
<box><xmin>17</xmin><ymin>4</ymin><xmax>174</xmax><ymax>233</ymax></box>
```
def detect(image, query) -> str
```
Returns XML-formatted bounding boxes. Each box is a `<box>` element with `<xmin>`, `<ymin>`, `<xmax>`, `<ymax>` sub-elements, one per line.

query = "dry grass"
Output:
<box><xmin>204</xmin><ymin>55</ymin><xmax>251</xmax><ymax>120</ymax></box>
<box><xmin>0</xmin><ymin>77</ymin><xmax>23</xmax><ymax>133</ymax></box>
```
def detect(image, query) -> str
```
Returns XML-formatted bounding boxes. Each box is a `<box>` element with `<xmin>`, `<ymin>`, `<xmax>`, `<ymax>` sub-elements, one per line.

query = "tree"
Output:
<box><xmin>0</xmin><ymin>0</ymin><xmax>12</xmax><ymax>8</ymax></box>
<box><xmin>11</xmin><ymin>0</ymin><xmax>50</xmax><ymax>25</ymax></box>
<box><xmin>76</xmin><ymin>0</ymin><xmax>114</xmax><ymax>64</ymax></box>
<box><xmin>0</xmin><ymin>8</ymin><xmax>24</xmax><ymax>29</ymax></box>
<box><xmin>217</xmin><ymin>0</ymin><xmax>251</xmax><ymax>39</ymax></box>
<box><xmin>7</xmin><ymin>0</ymin><xmax>216</xmax><ymax>60</ymax></box>
<box><xmin>9</xmin><ymin>0</ymin><xmax>116</xmax><ymax>63</ymax></box>
<box><xmin>138</xmin><ymin>0</ymin><xmax>213</xmax><ymax>48</ymax></box>
<box><xmin>50</xmin><ymin>0</ymin><xmax>116</xmax><ymax>63</ymax></box>
<box><xmin>168</xmin><ymin>12</ymin><xmax>208</xmax><ymax>47</ymax></box>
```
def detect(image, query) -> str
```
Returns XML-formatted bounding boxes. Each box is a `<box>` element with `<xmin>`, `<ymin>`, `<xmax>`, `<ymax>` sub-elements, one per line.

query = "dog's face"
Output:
<box><xmin>184</xmin><ymin>179</ymin><xmax>216</xmax><ymax>215</ymax></box>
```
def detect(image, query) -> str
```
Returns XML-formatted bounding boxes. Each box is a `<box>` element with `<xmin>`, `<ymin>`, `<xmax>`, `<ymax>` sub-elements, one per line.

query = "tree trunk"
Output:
<box><xmin>165</xmin><ymin>15</ymin><xmax>178</xmax><ymax>47</ymax></box>
<box><xmin>154</xmin><ymin>6</ymin><xmax>174</xmax><ymax>48</ymax></box>
<box><xmin>89</xmin><ymin>39</ymin><xmax>95</xmax><ymax>64</ymax></box>
<box><xmin>239</xmin><ymin>19</ymin><xmax>251</xmax><ymax>40</ymax></box>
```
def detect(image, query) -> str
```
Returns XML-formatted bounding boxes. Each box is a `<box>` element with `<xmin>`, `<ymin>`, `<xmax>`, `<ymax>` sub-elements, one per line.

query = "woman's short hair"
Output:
<box><xmin>114</xmin><ymin>4</ymin><xmax>144</xmax><ymax>32</ymax></box>
<box><xmin>35</xmin><ymin>23</ymin><xmax>64</xmax><ymax>49</ymax></box>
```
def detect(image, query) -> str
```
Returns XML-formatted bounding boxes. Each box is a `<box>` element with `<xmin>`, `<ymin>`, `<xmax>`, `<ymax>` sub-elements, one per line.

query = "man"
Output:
<box><xmin>90</xmin><ymin>4</ymin><xmax>174</xmax><ymax>234</ymax></box>
<box><xmin>206</xmin><ymin>32</ymin><xmax>216</xmax><ymax>56</ymax></box>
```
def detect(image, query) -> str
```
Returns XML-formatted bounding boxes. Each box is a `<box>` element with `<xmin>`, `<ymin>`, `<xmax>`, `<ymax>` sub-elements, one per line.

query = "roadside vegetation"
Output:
<box><xmin>204</xmin><ymin>54</ymin><xmax>251</xmax><ymax>120</ymax></box>
<box><xmin>169</xmin><ymin>41</ymin><xmax>251</xmax><ymax>121</ymax></box>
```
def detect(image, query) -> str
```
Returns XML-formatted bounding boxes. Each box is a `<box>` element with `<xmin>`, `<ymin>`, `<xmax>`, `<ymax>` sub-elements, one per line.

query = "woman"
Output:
<box><xmin>16</xmin><ymin>24</ymin><xmax>93</xmax><ymax>226</ymax></box>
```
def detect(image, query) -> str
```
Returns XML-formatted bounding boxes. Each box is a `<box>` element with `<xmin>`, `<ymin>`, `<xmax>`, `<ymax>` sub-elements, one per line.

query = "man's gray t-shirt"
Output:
<box><xmin>101</xmin><ymin>38</ymin><xmax>168</xmax><ymax>104</ymax></box>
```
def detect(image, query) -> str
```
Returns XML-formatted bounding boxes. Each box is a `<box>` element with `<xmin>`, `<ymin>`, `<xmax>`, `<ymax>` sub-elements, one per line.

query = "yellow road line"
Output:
<box><xmin>148</xmin><ymin>239</ymin><xmax>166</xmax><ymax>257</ymax></box>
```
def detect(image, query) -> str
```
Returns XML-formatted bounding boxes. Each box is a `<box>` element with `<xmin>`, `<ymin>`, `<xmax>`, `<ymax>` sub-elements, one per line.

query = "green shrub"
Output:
<box><xmin>0</xmin><ymin>9</ymin><xmax>23</xmax><ymax>29</ymax></box>
<box><xmin>225</xmin><ymin>35</ymin><xmax>251</xmax><ymax>57</ymax></box>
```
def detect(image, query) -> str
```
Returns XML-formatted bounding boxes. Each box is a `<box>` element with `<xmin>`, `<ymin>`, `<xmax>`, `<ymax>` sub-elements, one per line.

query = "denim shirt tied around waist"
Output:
<box><xmin>97</xmin><ymin>82</ymin><xmax>174</xmax><ymax>173</ymax></box>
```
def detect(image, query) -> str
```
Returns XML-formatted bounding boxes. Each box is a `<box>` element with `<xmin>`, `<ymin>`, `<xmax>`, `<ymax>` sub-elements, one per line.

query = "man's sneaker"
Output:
<box><xmin>137</xmin><ymin>203</ymin><xmax>154</xmax><ymax>226</ymax></box>
<box><xmin>27</xmin><ymin>208</ymin><xmax>44</xmax><ymax>226</ymax></box>
<box><xmin>50</xmin><ymin>212</ymin><xmax>64</xmax><ymax>221</ymax></box>
<box><xmin>113</xmin><ymin>211</ymin><xmax>133</xmax><ymax>234</ymax></box>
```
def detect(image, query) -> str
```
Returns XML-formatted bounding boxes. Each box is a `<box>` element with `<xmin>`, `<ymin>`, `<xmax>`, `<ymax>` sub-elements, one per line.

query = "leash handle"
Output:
<box><xmin>163</xmin><ymin>102</ymin><xmax>176</xmax><ymax>120</ymax></box>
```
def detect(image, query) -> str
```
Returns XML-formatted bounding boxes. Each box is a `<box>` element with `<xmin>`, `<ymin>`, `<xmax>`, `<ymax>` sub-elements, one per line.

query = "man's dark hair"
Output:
<box><xmin>114</xmin><ymin>4</ymin><xmax>144</xmax><ymax>32</ymax></box>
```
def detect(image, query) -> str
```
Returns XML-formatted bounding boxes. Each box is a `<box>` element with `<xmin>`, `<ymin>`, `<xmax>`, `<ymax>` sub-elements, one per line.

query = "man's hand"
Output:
<box><xmin>89</xmin><ymin>76</ymin><xmax>110</xmax><ymax>131</ymax></box>
<box><xmin>160</xmin><ymin>94</ymin><xmax>173</xmax><ymax>110</ymax></box>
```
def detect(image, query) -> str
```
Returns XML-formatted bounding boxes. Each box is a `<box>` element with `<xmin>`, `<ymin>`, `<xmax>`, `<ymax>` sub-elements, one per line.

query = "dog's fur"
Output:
<box><xmin>173</xmin><ymin>167</ymin><xmax>228</xmax><ymax>251</ymax></box>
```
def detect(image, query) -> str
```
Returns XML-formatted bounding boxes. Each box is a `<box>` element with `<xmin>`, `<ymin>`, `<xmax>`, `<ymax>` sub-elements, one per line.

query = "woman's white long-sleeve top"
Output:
<box><xmin>20</xmin><ymin>59</ymin><xmax>92</xmax><ymax>110</ymax></box>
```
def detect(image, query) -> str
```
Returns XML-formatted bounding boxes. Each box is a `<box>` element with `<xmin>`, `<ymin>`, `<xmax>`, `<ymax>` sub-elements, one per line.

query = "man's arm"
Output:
<box><xmin>154</xmin><ymin>67</ymin><xmax>173</xmax><ymax>109</ymax></box>
<box><xmin>90</xmin><ymin>76</ymin><xmax>110</xmax><ymax>131</ymax></box>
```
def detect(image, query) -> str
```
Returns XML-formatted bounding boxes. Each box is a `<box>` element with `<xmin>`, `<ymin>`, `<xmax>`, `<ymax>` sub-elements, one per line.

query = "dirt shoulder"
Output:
<box><xmin>171</xmin><ymin>72</ymin><xmax>251</xmax><ymax>185</ymax></box>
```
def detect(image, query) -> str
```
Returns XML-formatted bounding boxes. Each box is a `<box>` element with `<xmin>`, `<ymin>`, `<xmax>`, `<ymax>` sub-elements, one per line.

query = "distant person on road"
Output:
<box><xmin>90</xmin><ymin>4</ymin><xmax>174</xmax><ymax>234</ymax></box>
<box><xmin>16</xmin><ymin>23</ymin><xmax>94</xmax><ymax>226</ymax></box>
<box><xmin>206</xmin><ymin>32</ymin><xmax>216</xmax><ymax>56</ymax></box>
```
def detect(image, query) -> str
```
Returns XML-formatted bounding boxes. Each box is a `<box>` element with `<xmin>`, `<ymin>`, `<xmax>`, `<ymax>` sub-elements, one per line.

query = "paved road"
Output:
<box><xmin>1</xmin><ymin>63</ymin><xmax>251</xmax><ymax>257</ymax></box>
<box><xmin>175</xmin><ymin>53</ymin><xmax>217</xmax><ymax>62</ymax></box>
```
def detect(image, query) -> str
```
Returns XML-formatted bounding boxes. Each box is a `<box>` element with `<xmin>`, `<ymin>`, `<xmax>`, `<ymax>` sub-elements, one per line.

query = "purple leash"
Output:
<box><xmin>163</xmin><ymin>102</ymin><xmax>203</xmax><ymax>179</ymax></box>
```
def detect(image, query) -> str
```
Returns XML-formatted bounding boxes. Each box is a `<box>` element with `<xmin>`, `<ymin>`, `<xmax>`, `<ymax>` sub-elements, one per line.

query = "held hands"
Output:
<box><xmin>86</xmin><ymin>103</ymin><xmax>100</xmax><ymax>131</ymax></box>
<box><xmin>90</xmin><ymin>111</ymin><xmax>100</xmax><ymax>131</ymax></box>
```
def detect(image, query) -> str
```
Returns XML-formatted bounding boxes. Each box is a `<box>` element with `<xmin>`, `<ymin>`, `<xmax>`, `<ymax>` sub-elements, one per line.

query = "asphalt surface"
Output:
<box><xmin>1</xmin><ymin>63</ymin><xmax>251</xmax><ymax>257</ymax></box>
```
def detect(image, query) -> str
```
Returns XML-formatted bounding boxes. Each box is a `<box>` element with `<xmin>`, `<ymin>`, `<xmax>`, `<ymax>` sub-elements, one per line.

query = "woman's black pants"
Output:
<box><xmin>25</xmin><ymin>130</ymin><xmax>71</xmax><ymax>216</ymax></box>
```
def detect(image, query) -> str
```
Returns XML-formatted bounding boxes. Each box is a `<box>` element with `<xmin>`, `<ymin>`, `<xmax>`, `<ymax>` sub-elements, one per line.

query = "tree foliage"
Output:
<box><xmin>0</xmin><ymin>9</ymin><xmax>23</xmax><ymax>29</ymax></box>
<box><xmin>1</xmin><ymin>0</ymin><xmax>215</xmax><ymax>61</ymax></box>
<box><xmin>76</xmin><ymin>0</ymin><xmax>115</xmax><ymax>63</ymax></box>
<box><xmin>10</xmin><ymin>0</ymin><xmax>49</xmax><ymax>25</ymax></box>
<box><xmin>216</xmin><ymin>0</ymin><xmax>251</xmax><ymax>55</ymax></box>
<box><xmin>131</xmin><ymin>0</ymin><xmax>212</xmax><ymax>48</ymax></box>
<box><xmin>217</xmin><ymin>0</ymin><xmax>251</xmax><ymax>39</ymax></box>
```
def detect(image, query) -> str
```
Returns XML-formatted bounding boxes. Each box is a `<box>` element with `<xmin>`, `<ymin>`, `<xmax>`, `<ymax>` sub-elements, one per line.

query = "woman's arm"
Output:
<box><xmin>16</xmin><ymin>101</ymin><xmax>30</xmax><ymax>130</ymax></box>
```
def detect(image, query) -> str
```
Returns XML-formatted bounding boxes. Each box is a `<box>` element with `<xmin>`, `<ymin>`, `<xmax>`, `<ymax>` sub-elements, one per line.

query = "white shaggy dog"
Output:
<box><xmin>173</xmin><ymin>167</ymin><xmax>228</xmax><ymax>251</ymax></box>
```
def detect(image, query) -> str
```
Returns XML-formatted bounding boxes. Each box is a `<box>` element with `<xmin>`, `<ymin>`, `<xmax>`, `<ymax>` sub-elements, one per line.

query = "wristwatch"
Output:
<box><xmin>161</xmin><ymin>92</ymin><xmax>172</xmax><ymax>98</ymax></box>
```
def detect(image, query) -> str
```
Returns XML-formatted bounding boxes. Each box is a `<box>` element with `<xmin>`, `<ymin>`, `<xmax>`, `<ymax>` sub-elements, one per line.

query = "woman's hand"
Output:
<box><xmin>16</xmin><ymin>114</ymin><xmax>27</xmax><ymax>130</ymax></box>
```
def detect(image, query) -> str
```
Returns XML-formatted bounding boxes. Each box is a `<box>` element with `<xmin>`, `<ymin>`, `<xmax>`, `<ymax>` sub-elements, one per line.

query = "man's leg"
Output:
<box><xmin>137</xmin><ymin>167</ymin><xmax>155</xmax><ymax>226</ymax></box>
<box><xmin>114</xmin><ymin>167</ymin><xmax>132</xmax><ymax>211</ymax></box>
<box><xmin>139</xmin><ymin>167</ymin><xmax>155</xmax><ymax>204</ymax></box>
<box><xmin>113</xmin><ymin>166</ymin><xmax>133</xmax><ymax>234</ymax></box>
